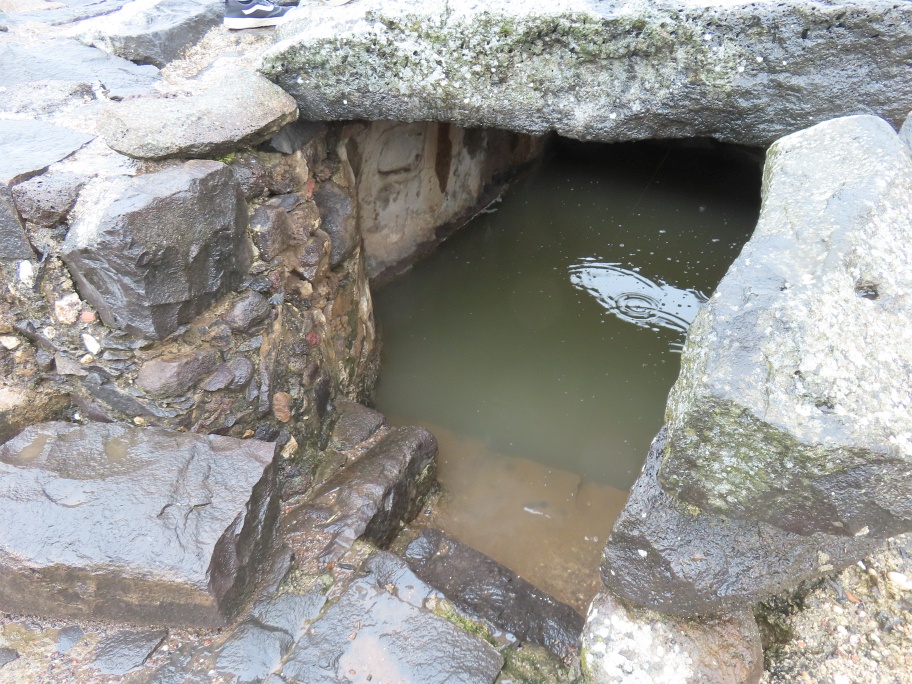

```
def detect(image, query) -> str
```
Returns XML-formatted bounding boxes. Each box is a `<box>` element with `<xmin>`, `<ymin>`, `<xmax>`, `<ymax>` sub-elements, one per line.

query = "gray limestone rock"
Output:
<box><xmin>582</xmin><ymin>591</ymin><xmax>762</xmax><ymax>684</ymax></box>
<box><xmin>601</xmin><ymin>429</ymin><xmax>880</xmax><ymax>617</ymax></box>
<box><xmin>0</xmin><ymin>38</ymin><xmax>158</xmax><ymax>101</ymax></box>
<box><xmin>281</xmin><ymin>555</ymin><xmax>503</xmax><ymax>684</ymax></box>
<box><xmin>0</xmin><ymin>185</ymin><xmax>32</xmax><ymax>262</ymax></box>
<box><xmin>405</xmin><ymin>528</ymin><xmax>584</xmax><ymax>664</ymax></box>
<box><xmin>312</xmin><ymin>180</ymin><xmax>358</xmax><ymax>268</ymax></box>
<box><xmin>11</xmin><ymin>172</ymin><xmax>84</xmax><ymax>227</ymax></box>
<box><xmin>136</xmin><ymin>349</ymin><xmax>221</xmax><ymax>397</ymax></box>
<box><xmin>91</xmin><ymin>628</ymin><xmax>168</xmax><ymax>676</ymax></box>
<box><xmin>0</xmin><ymin>421</ymin><xmax>280</xmax><ymax>626</ymax></box>
<box><xmin>79</xmin><ymin>0</ymin><xmax>222</xmax><ymax>68</ymax></box>
<box><xmin>261</xmin><ymin>0</ymin><xmax>912</xmax><ymax>147</ymax></box>
<box><xmin>215</xmin><ymin>621</ymin><xmax>293</xmax><ymax>684</ymax></box>
<box><xmin>329</xmin><ymin>399</ymin><xmax>385</xmax><ymax>450</ymax></box>
<box><xmin>659</xmin><ymin>115</ymin><xmax>912</xmax><ymax>538</ymax></box>
<box><xmin>62</xmin><ymin>160</ymin><xmax>252</xmax><ymax>340</ymax></box>
<box><xmin>56</xmin><ymin>625</ymin><xmax>85</xmax><ymax>654</ymax></box>
<box><xmin>283</xmin><ymin>426</ymin><xmax>437</xmax><ymax>566</ymax></box>
<box><xmin>98</xmin><ymin>60</ymin><xmax>299</xmax><ymax>160</ymax></box>
<box><xmin>0</xmin><ymin>119</ymin><xmax>94</xmax><ymax>186</ymax></box>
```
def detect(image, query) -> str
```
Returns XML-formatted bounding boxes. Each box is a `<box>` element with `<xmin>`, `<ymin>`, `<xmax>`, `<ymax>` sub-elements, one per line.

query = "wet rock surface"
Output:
<box><xmin>329</xmin><ymin>398</ymin><xmax>385</xmax><ymax>450</ymax></box>
<box><xmin>312</xmin><ymin>180</ymin><xmax>358</xmax><ymax>268</ymax></box>
<box><xmin>660</xmin><ymin>116</ymin><xmax>912</xmax><ymax>539</ymax></box>
<box><xmin>10</xmin><ymin>171</ymin><xmax>84</xmax><ymax>228</ymax></box>
<box><xmin>0</xmin><ymin>421</ymin><xmax>279</xmax><ymax>626</ymax></box>
<box><xmin>405</xmin><ymin>528</ymin><xmax>584</xmax><ymax>664</ymax></box>
<box><xmin>0</xmin><ymin>186</ymin><xmax>32</xmax><ymax>261</ymax></box>
<box><xmin>0</xmin><ymin>119</ymin><xmax>93</xmax><ymax>186</ymax></box>
<box><xmin>262</xmin><ymin>0</ymin><xmax>912</xmax><ymax>146</ymax></box>
<box><xmin>281</xmin><ymin>550</ymin><xmax>504</xmax><ymax>684</ymax></box>
<box><xmin>91</xmin><ymin>628</ymin><xmax>167</xmax><ymax>675</ymax></box>
<box><xmin>0</xmin><ymin>37</ymin><xmax>159</xmax><ymax>103</ymax></box>
<box><xmin>582</xmin><ymin>591</ymin><xmax>763</xmax><ymax>684</ymax></box>
<box><xmin>97</xmin><ymin>60</ymin><xmax>299</xmax><ymax>160</ymax></box>
<box><xmin>136</xmin><ymin>349</ymin><xmax>221</xmax><ymax>397</ymax></box>
<box><xmin>602</xmin><ymin>429</ymin><xmax>879</xmax><ymax>617</ymax></box>
<box><xmin>62</xmin><ymin>160</ymin><xmax>251</xmax><ymax>340</ymax></box>
<box><xmin>283</xmin><ymin>425</ymin><xmax>438</xmax><ymax>567</ymax></box>
<box><xmin>77</xmin><ymin>0</ymin><xmax>222</xmax><ymax>68</ymax></box>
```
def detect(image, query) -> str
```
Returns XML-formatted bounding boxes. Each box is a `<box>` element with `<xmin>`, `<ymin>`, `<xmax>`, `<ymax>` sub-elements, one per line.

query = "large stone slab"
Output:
<box><xmin>280</xmin><ymin>551</ymin><xmax>504</xmax><ymax>684</ymax></box>
<box><xmin>602</xmin><ymin>429</ymin><xmax>880</xmax><ymax>617</ymax></box>
<box><xmin>659</xmin><ymin>115</ymin><xmax>912</xmax><ymax>538</ymax></box>
<box><xmin>282</xmin><ymin>426</ymin><xmax>437</xmax><ymax>566</ymax></box>
<box><xmin>261</xmin><ymin>0</ymin><xmax>912</xmax><ymax>146</ymax></box>
<box><xmin>0</xmin><ymin>119</ymin><xmax>94</xmax><ymax>186</ymax></box>
<box><xmin>0</xmin><ymin>421</ymin><xmax>280</xmax><ymax>626</ymax></box>
<box><xmin>582</xmin><ymin>591</ymin><xmax>762</xmax><ymax>684</ymax></box>
<box><xmin>0</xmin><ymin>37</ymin><xmax>159</xmax><ymax>100</ymax></box>
<box><xmin>98</xmin><ymin>60</ymin><xmax>299</xmax><ymax>160</ymax></box>
<box><xmin>405</xmin><ymin>528</ymin><xmax>583</xmax><ymax>664</ymax></box>
<box><xmin>62</xmin><ymin>160</ymin><xmax>252</xmax><ymax>340</ymax></box>
<box><xmin>78</xmin><ymin>0</ymin><xmax>222</xmax><ymax>68</ymax></box>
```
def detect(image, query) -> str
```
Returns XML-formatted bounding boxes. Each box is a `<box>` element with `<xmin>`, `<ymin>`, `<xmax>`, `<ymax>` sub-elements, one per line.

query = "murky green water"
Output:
<box><xmin>374</xmin><ymin>139</ymin><xmax>761</xmax><ymax>610</ymax></box>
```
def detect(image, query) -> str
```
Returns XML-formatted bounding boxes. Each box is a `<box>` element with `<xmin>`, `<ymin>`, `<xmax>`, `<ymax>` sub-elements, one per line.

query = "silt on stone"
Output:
<box><xmin>61</xmin><ymin>160</ymin><xmax>252</xmax><ymax>340</ymax></box>
<box><xmin>0</xmin><ymin>421</ymin><xmax>280</xmax><ymax>627</ymax></box>
<box><xmin>659</xmin><ymin>115</ymin><xmax>912</xmax><ymax>539</ymax></box>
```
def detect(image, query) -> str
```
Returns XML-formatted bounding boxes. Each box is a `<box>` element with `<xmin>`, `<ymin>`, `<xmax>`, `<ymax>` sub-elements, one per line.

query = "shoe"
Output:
<box><xmin>224</xmin><ymin>0</ymin><xmax>294</xmax><ymax>29</ymax></box>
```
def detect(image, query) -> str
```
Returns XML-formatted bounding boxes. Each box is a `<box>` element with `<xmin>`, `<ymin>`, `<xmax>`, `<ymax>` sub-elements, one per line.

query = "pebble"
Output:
<box><xmin>887</xmin><ymin>571</ymin><xmax>912</xmax><ymax>591</ymax></box>
<box><xmin>54</xmin><ymin>293</ymin><xmax>82</xmax><ymax>324</ymax></box>
<box><xmin>82</xmin><ymin>334</ymin><xmax>101</xmax><ymax>355</ymax></box>
<box><xmin>0</xmin><ymin>336</ymin><xmax>20</xmax><ymax>350</ymax></box>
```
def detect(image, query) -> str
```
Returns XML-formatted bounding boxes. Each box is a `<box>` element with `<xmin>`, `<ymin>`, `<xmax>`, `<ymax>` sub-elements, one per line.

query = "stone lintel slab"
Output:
<box><xmin>0</xmin><ymin>421</ymin><xmax>279</xmax><ymax>627</ymax></box>
<box><xmin>261</xmin><ymin>0</ymin><xmax>912</xmax><ymax>147</ymax></box>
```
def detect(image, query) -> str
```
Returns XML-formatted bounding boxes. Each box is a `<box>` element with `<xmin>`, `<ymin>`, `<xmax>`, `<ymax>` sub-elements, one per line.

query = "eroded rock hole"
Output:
<box><xmin>374</xmin><ymin>137</ymin><xmax>762</xmax><ymax>612</ymax></box>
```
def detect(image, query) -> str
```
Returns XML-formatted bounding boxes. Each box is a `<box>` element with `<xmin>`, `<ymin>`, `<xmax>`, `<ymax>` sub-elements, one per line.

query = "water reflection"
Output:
<box><xmin>570</xmin><ymin>259</ymin><xmax>707</xmax><ymax>345</ymax></box>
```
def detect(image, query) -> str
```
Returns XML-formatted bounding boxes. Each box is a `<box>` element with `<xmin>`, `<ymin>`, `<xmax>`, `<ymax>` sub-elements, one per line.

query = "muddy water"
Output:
<box><xmin>374</xmin><ymin>140</ymin><xmax>761</xmax><ymax>612</ymax></box>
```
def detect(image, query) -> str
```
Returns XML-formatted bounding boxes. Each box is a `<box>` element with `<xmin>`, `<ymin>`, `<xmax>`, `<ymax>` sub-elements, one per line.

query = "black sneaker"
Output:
<box><xmin>224</xmin><ymin>0</ymin><xmax>294</xmax><ymax>29</ymax></box>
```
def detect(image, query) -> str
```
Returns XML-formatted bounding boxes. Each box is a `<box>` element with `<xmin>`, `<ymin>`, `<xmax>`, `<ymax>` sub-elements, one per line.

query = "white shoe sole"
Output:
<box><xmin>224</xmin><ymin>16</ymin><xmax>286</xmax><ymax>29</ymax></box>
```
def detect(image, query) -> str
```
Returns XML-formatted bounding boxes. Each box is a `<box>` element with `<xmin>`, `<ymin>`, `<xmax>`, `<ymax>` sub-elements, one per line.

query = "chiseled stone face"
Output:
<box><xmin>0</xmin><ymin>421</ymin><xmax>279</xmax><ymax>627</ymax></box>
<box><xmin>61</xmin><ymin>160</ymin><xmax>252</xmax><ymax>341</ymax></box>
<box><xmin>261</xmin><ymin>0</ymin><xmax>912</xmax><ymax>146</ymax></box>
<box><xmin>660</xmin><ymin>115</ymin><xmax>912</xmax><ymax>539</ymax></box>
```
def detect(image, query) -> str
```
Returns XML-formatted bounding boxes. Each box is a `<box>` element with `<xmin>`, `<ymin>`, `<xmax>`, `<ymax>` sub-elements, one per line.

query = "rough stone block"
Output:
<box><xmin>282</xmin><ymin>426</ymin><xmax>437</xmax><ymax>566</ymax></box>
<box><xmin>0</xmin><ymin>421</ymin><xmax>280</xmax><ymax>626</ymax></box>
<box><xmin>405</xmin><ymin>528</ymin><xmax>584</xmax><ymax>664</ymax></box>
<box><xmin>79</xmin><ymin>0</ymin><xmax>223</xmax><ymax>68</ymax></box>
<box><xmin>582</xmin><ymin>591</ymin><xmax>762</xmax><ymax>684</ymax></box>
<box><xmin>62</xmin><ymin>160</ymin><xmax>252</xmax><ymax>340</ymax></box>
<box><xmin>136</xmin><ymin>349</ymin><xmax>221</xmax><ymax>398</ymax></box>
<box><xmin>659</xmin><ymin>115</ymin><xmax>912</xmax><ymax>538</ymax></box>
<box><xmin>312</xmin><ymin>180</ymin><xmax>357</xmax><ymax>267</ymax></box>
<box><xmin>261</xmin><ymin>0</ymin><xmax>912</xmax><ymax>147</ymax></box>
<box><xmin>602</xmin><ymin>429</ymin><xmax>880</xmax><ymax>617</ymax></box>
<box><xmin>97</xmin><ymin>60</ymin><xmax>298</xmax><ymax>160</ymax></box>
<box><xmin>10</xmin><ymin>171</ymin><xmax>84</xmax><ymax>227</ymax></box>
<box><xmin>328</xmin><ymin>398</ymin><xmax>385</xmax><ymax>450</ymax></box>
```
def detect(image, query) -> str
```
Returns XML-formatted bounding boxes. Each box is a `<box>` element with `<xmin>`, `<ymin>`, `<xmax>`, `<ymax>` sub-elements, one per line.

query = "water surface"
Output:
<box><xmin>375</xmin><ymin>139</ymin><xmax>761</xmax><ymax>610</ymax></box>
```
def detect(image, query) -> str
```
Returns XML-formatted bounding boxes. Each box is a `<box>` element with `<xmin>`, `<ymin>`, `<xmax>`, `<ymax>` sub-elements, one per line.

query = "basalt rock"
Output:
<box><xmin>312</xmin><ymin>180</ymin><xmax>358</xmax><ymax>268</ymax></box>
<box><xmin>582</xmin><ymin>591</ymin><xmax>763</xmax><ymax>684</ymax></box>
<box><xmin>328</xmin><ymin>399</ymin><xmax>385</xmax><ymax>450</ymax></box>
<box><xmin>136</xmin><ymin>349</ymin><xmax>221</xmax><ymax>397</ymax></box>
<box><xmin>10</xmin><ymin>172</ymin><xmax>84</xmax><ymax>228</ymax></box>
<box><xmin>61</xmin><ymin>160</ymin><xmax>252</xmax><ymax>340</ymax></box>
<box><xmin>601</xmin><ymin>429</ymin><xmax>880</xmax><ymax>617</ymax></box>
<box><xmin>659</xmin><ymin>116</ymin><xmax>912</xmax><ymax>538</ymax></box>
<box><xmin>405</xmin><ymin>528</ymin><xmax>584</xmax><ymax>664</ymax></box>
<box><xmin>78</xmin><ymin>0</ymin><xmax>222</xmax><ymax>68</ymax></box>
<box><xmin>0</xmin><ymin>421</ymin><xmax>280</xmax><ymax>627</ymax></box>
<box><xmin>97</xmin><ymin>61</ymin><xmax>299</xmax><ymax>160</ymax></box>
<box><xmin>0</xmin><ymin>185</ymin><xmax>32</xmax><ymax>262</ymax></box>
<box><xmin>282</xmin><ymin>426</ymin><xmax>437</xmax><ymax>566</ymax></box>
<box><xmin>262</xmin><ymin>0</ymin><xmax>912</xmax><ymax>147</ymax></box>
